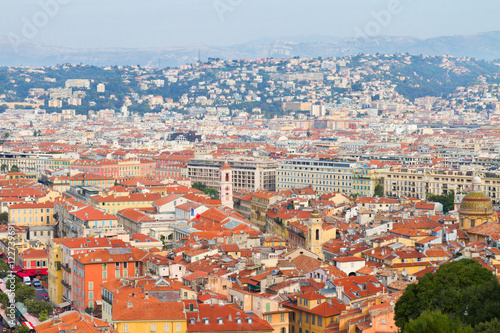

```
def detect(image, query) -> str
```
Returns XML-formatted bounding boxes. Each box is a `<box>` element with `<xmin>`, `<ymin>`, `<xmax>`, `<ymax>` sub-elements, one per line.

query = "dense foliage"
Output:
<box><xmin>192</xmin><ymin>181</ymin><xmax>219</xmax><ymax>198</ymax></box>
<box><xmin>394</xmin><ymin>259</ymin><xmax>500</xmax><ymax>330</ymax></box>
<box><xmin>426</xmin><ymin>191</ymin><xmax>455</xmax><ymax>213</ymax></box>
<box><xmin>404</xmin><ymin>310</ymin><xmax>473</xmax><ymax>333</ymax></box>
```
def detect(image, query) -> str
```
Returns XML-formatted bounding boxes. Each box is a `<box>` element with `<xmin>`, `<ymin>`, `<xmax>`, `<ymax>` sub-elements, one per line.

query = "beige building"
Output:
<box><xmin>276</xmin><ymin>158</ymin><xmax>356</xmax><ymax>194</ymax></box>
<box><xmin>251</xmin><ymin>191</ymin><xmax>283</xmax><ymax>232</ymax></box>
<box><xmin>352</xmin><ymin>167</ymin><xmax>388</xmax><ymax>197</ymax></box>
<box><xmin>187</xmin><ymin>157</ymin><xmax>277</xmax><ymax>192</ymax></box>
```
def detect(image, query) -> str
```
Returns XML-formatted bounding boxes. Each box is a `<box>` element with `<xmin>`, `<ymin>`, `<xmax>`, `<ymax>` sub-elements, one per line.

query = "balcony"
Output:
<box><xmin>61</xmin><ymin>280</ymin><xmax>72</xmax><ymax>290</ymax></box>
<box><xmin>61</xmin><ymin>263</ymin><xmax>71</xmax><ymax>273</ymax></box>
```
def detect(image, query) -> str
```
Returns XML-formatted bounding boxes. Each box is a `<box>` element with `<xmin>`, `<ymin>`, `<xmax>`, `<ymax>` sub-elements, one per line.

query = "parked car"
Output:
<box><xmin>33</xmin><ymin>278</ymin><xmax>41</xmax><ymax>288</ymax></box>
<box><xmin>23</xmin><ymin>276</ymin><xmax>31</xmax><ymax>286</ymax></box>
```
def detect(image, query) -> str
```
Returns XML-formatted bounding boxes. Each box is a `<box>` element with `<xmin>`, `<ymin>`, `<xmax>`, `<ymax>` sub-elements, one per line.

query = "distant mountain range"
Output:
<box><xmin>1</xmin><ymin>31</ymin><xmax>500</xmax><ymax>67</ymax></box>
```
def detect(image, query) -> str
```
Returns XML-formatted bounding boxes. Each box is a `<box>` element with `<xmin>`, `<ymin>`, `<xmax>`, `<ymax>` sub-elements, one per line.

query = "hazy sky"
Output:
<box><xmin>1</xmin><ymin>0</ymin><xmax>499</xmax><ymax>49</ymax></box>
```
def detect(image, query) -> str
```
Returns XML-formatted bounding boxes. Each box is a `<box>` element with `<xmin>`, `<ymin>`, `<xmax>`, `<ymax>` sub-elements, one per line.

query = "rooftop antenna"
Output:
<box><xmin>198</xmin><ymin>49</ymin><xmax>201</xmax><ymax>62</ymax></box>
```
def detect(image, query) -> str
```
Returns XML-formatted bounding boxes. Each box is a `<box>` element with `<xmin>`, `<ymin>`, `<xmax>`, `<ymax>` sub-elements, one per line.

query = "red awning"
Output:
<box><xmin>23</xmin><ymin>268</ymin><xmax>48</xmax><ymax>275</ymax></box>
<box><xmin>12</xmin><ymin>265</ymin><xmax>23</xmax><ymax>273</ymax></box>
<box><xmin>17</xmin><ymin>272</ymin><xmax>31</xmax><ymax>278</ymax></box>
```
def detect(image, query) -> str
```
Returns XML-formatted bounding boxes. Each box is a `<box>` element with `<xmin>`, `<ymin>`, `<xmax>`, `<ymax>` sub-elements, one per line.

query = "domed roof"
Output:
<box><xmin>459</xmin><ymin>191</ymin><xmax>493</xmax><ymax>212</ymax></box>
<box><xmin>472</xmin><ymin>176</ymin><xmax>483</xmax><ymax>186</ymax></box>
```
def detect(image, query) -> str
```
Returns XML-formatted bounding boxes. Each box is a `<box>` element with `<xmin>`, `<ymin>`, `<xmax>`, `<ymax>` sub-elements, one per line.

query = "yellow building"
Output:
<box><xmin>47</xmin><ymin>239</ymin><xmax>64</xmax><ymax>305</ymax></box>
<box><xmin>5</xmin><ymin>172</ymin><xmax>37</xmax><ymax>180</ymax></box>
<box><xmin>263</xmin><ymin>236</ymin><xmax>286</xmax><ymax>247</ymax></box>
<box><xmin>284</xmin><ymin>292</ymin><xmax>345</xmax><ymax>333</ymax></box>
<box><xmin>459</xmin><ymin>177</ymin><xmax>496</xmax><ymax>230</ymax></box>
<box><xmin>264</xmin><ymin>311</ymin><xmax>291</xmax><ymax>333</ymax></box>
<box><xmin>351</xmin><ymin>167</ymin><xmax>388</xmax><ymax>197</ymax></box>
<box><xmin>9</xmin><ymin>202</ymin><xmax>55</xmax><ymax>226</ymax></box>
<box><xmin>90</xmin><ymin>192</ymin><xmax>160</xmax><ymax>215</ymax></box>
<box><xmin>50</xmin><ymin>157</ymin><xmax>75</xmax><ymax>170</ymax></box>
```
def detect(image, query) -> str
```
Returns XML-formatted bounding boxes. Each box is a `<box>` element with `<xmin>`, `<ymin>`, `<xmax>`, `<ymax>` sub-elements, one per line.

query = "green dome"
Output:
<box><xmin>459</xmin><ymin>191</ymin><xmax>493</xmax><ymax>212</ymax></box>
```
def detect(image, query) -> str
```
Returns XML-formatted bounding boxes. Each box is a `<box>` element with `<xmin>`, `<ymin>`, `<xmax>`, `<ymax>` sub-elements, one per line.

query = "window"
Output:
<box><xmin>317</xmin><ymin>317</ymin><xmax>322</xmax><ymax>326</ymax></box>
<box><xmin>123</xmin><ymin>324</ymin><xmax>129</xmax><ymax>332</ymax></box>
<box><xmin>89</xmin><ymin>301</ymin><xmax>93</xmax><ymax>309</ymax></box>
<box><xmin>89</xmin><ymin>282</ymin><xmax>93</xmax><ymax>290</ymax></box>
<box><xmin>176</xmin><ymin>323</ymin><xmax>182</xmax><ymax>332</ymax></box>
<box><xmin>381</xmin><ymin>319</ymin><xmax>386</xmax><ymax>325</ymax></box>
<box><xmin>103</xmin><ymin>271</ymin><xmax>107</xmax><ymax>279</ymax></box>
<box><xmin>312</xmin><ymin>315</ymin><xmax>315</xmax><ymax>325</ymax></box>
<box><xmin>115</xmin><ymin>263</ymin><xmax>120</xmax><ymax>270</ymax></box>
<box><xmin>267</xmin><ymin>315</ymin><xmax>272</xmax><ymax>323</ymax></box>
<box><xmin>164</xmin><ymin>323</ymin><xmax>170</xmax><ymax>332</ymax></box>
<box><xmin>281</xmin><ymin>313</ymin><xmax>285</xmax><ymax>322</ymax></box>
<box><xmin>103</xmin><ymin>263</ymin><xmax>107</xmax><ymax>270</ymax></box>
<box><xmin>89</xmin><ymin>291</ymin><xmax>93</xmax><ymax>300</ymax></box>
<box><xmin>151</xmin><ymin>323</ymin><xmax>156</xmax><ymax>332</ymax></box>
<box><xmin>266</xmin><ymin>303</ymin><xmax>270</xmax><ymax>312</ymax></box>
<box><xmin>115</xmin><ymin>270</ymin><xmax>120</xmax><ymax>278</ymax></box>
<box><xmin>306</xmin><ymin>313</ymin><xmax>309</xmax><ymax>323</ymax></box>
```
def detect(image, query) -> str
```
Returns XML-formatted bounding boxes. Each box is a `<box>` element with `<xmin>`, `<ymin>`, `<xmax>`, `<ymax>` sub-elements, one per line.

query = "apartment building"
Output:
<box><xmin>187</xmin><ymin>157</ymin><xmax>277</xmax><ymax>192</ymax></box>
<box><xmin>70</xmin><ymin>159</ymin><xmax>155</xmax><ymax>180</ymax></box>
<box><xmin>9</xmin><ymin>202</ymin><xmax>55</xmax><ymax>226</ymax></box>
<box><xmin>276</xmin><ymin>158</ymin><xmax>356</xmax><ymax>194</ymax></box>
<box><xmin>71</xmin><ymin>247</ymin><xmax>149</xmax><ymax>311</ymax></box>
<box><xmin>382</xmin><ymin>168</ymin><xmax>500</xmax><ymax>201</ymax></box>
<box><xmin>351</xmin><ymin>167</ymin><xmax>388</xmax><ymax>197</ymax></box>
<box><xmin>48</xmin><ymin>237</ymin><xmax>128</xmax><ymax>306</ymax></box>
<box><xmin>90</xmin><ymin>193</ymin><xmax>161</xmax><ymax>215</ymax></box>
<box><xmin>0</xmin><ymin>152</ymin><xmax>53</xmax><ymax>176</ymax></box>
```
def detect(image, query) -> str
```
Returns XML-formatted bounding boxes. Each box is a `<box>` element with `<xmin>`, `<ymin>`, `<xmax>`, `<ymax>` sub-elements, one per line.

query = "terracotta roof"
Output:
<box><xmin>35</xmin><ymin>311</ymin><xmax>115</xmax><ymax>333</ymax></box>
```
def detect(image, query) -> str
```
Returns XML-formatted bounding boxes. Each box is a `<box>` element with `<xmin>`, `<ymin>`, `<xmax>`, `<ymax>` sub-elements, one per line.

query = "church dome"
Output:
<box><xmin>459</xmin><ymin>191</ymin><xmax>493</xmax><ymax>212</ymax></box>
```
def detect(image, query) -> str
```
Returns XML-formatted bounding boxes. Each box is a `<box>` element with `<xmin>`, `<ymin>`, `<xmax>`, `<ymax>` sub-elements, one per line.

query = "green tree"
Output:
<box><xmin>14</xmin><ymin>326</ymin><xmax>31</xmax><ymax>333</ymax></box>
<box><xmin>426</xmin><ymin>191</ymin><xmax>455</xmax><ymax>213</ymax></box>
<box><xmin>25</xmin><ymin>299</ymin><xmax>53</xmax><ymax>317</ymax></box>
<box><xmin>39</xmin><ymin>309</ymin><xmax>49</xmax><ymax>322</ymax></box>
<box><xmin>15</xmin><ymin>284</ymin><xmax>35</xmax><ymax>303</ymax></box>
<box><xmin>475</xmin><ymin>318</ymin><xmax>500</xmax><ymax>333</ymax></box>
<box><xmin>0</xmin><ymin>164</ymin><xmax>7</xmax><ymax>172</ymax></box>
<box><xmin>395</xmin><ymin>259</ymin><xmax>500</xmax><ymax>330</ymax></box>
<box><xmin>374</xmin><ymin>184</ymin><xmax>384</xmax><ymax>197</ymax></box>
<box><xmin>404</xmin><ymin>310</ymin><xmax>473</xmax><ymax>333</ymax></box>
<box><xmin>0</xmin><ymin>212</ymin><xmax>8</xmax><ymax>224</ymax></box>
<box><xmin>10</xmin><ymin>165</ymin><xmax>19</xmax><ymax>172</ymax></box>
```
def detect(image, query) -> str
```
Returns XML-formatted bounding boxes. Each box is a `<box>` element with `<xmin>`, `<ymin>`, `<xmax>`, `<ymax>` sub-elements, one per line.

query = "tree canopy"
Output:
<box><xmin>192</xmin><ymin>181</ymin><xmax>219</xmax><ymax>199</ymax></box>
<box><xmin>374</xmin><ymin>184</ymin><xmax>384</xmax><ymax>197</ymax></box>
<box><xmin>394</xmin><ymin>259</ymin><xmax>500</xmax><ymax>329</ymax></box>
<box><xmin>404</xmin><ymin>310</ymin><xmax>473</xmax><ymax>333</ymax></box>
<box><xmin>426</xmin><ymin>191</ymin><xmax>455</xmax><ymax>213</ymax></box>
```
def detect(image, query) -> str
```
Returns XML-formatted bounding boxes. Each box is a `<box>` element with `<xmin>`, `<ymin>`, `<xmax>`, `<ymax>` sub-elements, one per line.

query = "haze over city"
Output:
<box><xmin>1</xmin><ymin>1</ymin><xmax>500</xmax><ymax>333</ymax></box>
<box><xmin>1</xmin><ymin>0</ymin><xmax>499</xmax><ymax>49</ymax></box>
